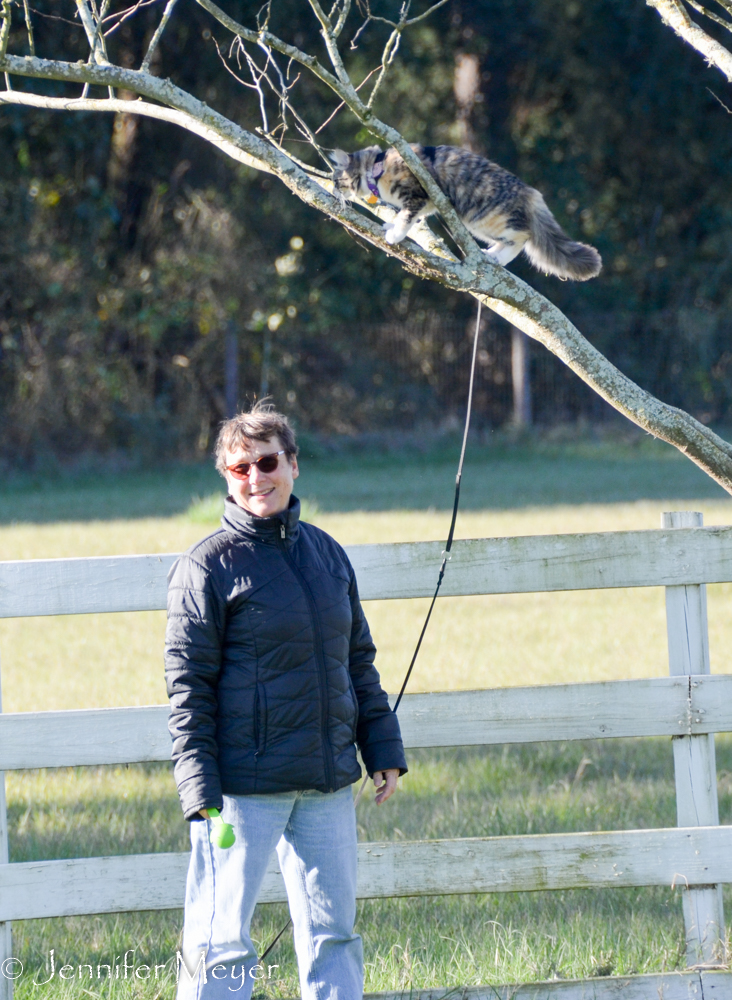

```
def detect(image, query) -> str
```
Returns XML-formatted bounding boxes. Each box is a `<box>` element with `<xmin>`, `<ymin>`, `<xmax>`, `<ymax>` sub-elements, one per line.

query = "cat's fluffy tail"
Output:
<box><xmin>524</xmin><ymin>190</ymin><xmax>602</xmax><ymax>281</ymax></box>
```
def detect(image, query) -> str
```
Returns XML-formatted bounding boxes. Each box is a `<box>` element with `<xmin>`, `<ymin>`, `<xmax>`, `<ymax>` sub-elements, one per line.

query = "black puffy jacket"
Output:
<box><xmin>165</xmin><ymin>496</ymin><xmax>407</xmax><ymax>820</ymax></box>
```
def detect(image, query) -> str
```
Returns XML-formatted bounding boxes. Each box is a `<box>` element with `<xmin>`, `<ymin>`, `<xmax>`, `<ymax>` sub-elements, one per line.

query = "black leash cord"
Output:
<box><xmin>394</xmin><ymin>301</ymin><xmax>482</xmax><ymax>712</ymax></box>
<box><xmin>260</xmin><ymin>302</ymin><xmax>483</xmax><ymax>963</ymax></box>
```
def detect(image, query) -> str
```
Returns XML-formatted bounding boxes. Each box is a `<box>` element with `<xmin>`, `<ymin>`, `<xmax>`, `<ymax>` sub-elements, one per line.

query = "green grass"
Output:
<box><xmin>2</xmin><ymin>439</ymin><xmax>732</xmax><ymax>997</ymax></box>
<box><xmin>10</xmin><ymin>737</ymin><xmax>732</xmax><ymax>997</ymax></box>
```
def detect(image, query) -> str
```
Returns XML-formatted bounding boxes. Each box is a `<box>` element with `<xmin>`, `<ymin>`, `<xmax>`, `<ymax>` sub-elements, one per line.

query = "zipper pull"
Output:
<box><xmin>280</xmin><ymin>524</ymin><xmax>286</xmax><ymax>540</ymax></box>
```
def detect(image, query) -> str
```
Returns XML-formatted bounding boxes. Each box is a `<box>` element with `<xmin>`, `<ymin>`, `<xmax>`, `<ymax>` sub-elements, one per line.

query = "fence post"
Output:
<box><xmin>0</xmin><ymin>656</ymin><xmax>13</xmax><ymax>1000</ymax></box>
<box><xmin>662</xmin><ymin>510</ymin><xmax>725</xmax><ymax>966</ymax></box>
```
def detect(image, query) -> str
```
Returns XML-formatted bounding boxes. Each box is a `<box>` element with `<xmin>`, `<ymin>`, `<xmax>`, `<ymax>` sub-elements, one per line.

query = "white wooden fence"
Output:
<box><xmin>0</xmin><ymin>510</ymin><xmax>731</xmax><ymax>1000</ymax></box>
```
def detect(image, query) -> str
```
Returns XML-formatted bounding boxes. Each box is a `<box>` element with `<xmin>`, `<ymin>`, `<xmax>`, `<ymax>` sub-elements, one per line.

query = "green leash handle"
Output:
<box><xmin>207</xmin><ymin>808</ymin><xmax>236</xmax><ymax>849</ymax></box>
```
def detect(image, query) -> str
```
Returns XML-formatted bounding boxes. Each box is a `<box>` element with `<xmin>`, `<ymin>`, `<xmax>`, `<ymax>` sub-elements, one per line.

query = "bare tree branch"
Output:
<box><xmin>314</xmin><ymin>65</ymin><xmax>378</xmax><ymax>132</ymax></box>
<box><xmin>333</xmin><ymin>0</ymin><xmax>352</xmax><ymax>37</ymax></box>
<box><xmin>684</xmin><ymin>0</ymin><xmax>732</xmax><ymax>31</ymax></box>
<box><xmin>402</xmin><ymin>0</ymin><xmax>451</xmax><ymax>26</ymax></box>
<box><xmin>21</xmin><ymin>0</ymin><xmax>35</xmax><ymax>57</ymax></box>
<box><xmin>307</xmin><ymin>0</ymin><xmax>353</xmax><ymax>87</ymax></box>
<box><xmin>646</xmin><ymin>0</ymin><xmax>732</xmax><ymax>81</ymax></box>
<box><xmin>366</xmin><ymin>25</ymin><xmax>400</xmax><ymax>108</ymax></box>
<box><xmin>103</xmin><ymin>0</ymin><xmax>160</xmax><ymax>38</ymax></box>
<box><xmin>140</xmin><ymin>0</ymin><xmax>178</xmax><ymax>73</ymax></box>
<box><xmin>75</xmin><ymin>0</ymin><xmax>108</xmax><ymax>64</ymax></box>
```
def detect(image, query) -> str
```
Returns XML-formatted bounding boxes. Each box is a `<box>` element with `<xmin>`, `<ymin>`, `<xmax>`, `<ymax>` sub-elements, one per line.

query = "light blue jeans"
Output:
<box><xmin>176</xmin><ymin>786</ymin><xmax>362</xmax><ymax>1000</ymax></box>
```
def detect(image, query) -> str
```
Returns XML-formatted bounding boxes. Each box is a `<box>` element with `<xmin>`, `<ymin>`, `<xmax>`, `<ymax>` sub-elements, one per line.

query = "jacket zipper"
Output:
<box><xmin>278</xmin><ymin>522</ymin><xmax>336</xmax><ymax>791</ymax></box>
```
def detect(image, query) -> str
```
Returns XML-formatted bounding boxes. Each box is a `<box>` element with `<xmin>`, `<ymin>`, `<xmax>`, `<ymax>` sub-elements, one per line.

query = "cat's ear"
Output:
<box><xmin>328</xmin><ymin>149</ymin><xmax>351</xmax><ymax>170</ymax></box>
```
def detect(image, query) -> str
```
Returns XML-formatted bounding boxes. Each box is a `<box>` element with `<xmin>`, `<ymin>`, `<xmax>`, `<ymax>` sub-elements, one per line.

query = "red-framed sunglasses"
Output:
<box><xmin>225</xmin><ymin>451</ymin><xmax>286</xmax><ymax>480</ymax></box>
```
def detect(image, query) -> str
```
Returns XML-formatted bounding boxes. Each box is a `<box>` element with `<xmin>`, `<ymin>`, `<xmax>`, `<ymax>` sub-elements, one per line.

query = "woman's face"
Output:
<box><xmin>224</xmin><ymin>435</ymin><xmax>299</xmax><ymax>518</ymax></box>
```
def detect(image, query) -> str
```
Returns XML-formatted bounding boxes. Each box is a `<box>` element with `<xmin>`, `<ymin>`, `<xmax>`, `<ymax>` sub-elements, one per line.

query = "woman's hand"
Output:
<box><xmin>199</xmin><ymin>808</ymin><xmax>210</xmax><ymax>819</ymax></box>
<box><xmin>373</xmin><ymin>769</ymin><xmax>399</xmax><ymax>805</ymax></box>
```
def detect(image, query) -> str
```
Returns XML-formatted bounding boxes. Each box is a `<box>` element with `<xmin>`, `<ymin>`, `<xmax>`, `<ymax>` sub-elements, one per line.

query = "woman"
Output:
<box><xmin>165</xmin><ymin>401</ymin><xmax>407</xmax><ymax>1000</ymax></box>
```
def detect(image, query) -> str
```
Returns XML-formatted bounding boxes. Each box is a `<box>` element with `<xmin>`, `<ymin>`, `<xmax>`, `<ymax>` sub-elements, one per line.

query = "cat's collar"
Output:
<box><xmin>365</xmin><ymin>151</ymin><xmax>386</xmax><ymax>205</ymax></box>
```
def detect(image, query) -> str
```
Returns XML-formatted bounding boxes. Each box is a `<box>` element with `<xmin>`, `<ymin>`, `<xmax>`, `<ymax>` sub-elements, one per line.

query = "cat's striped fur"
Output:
<box><xmin>331</xmin><ymin>144</ymin><xmax>602</xmax><ymax>281</ymax></box>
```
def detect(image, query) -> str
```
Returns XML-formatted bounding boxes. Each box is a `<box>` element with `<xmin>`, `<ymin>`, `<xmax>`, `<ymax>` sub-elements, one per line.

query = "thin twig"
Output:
<box><xmin>684</xmin><ymin>0</ymin><xmax>732</xmax><ymax>29</ymax></box>
<box><xmin>256</xmin><ymin>0</ymin><xmax>272</xmax><ymax>32</ymax></box>
<box><xmin>349</xmin><ymin>16</ymin><xmax>370</xmax><ymax>48</ymax></box>
<box><xmin>229</xmin><ymin>35</ymin><xmax>333</xmax><ymax>169</ymax></box>
<box><xmin>18</xmin><ymin>5</ymin><xmax>81</xmax><ymax>28</ymax></box>
<box><xmin>710</xmin><ymin>0</ymin><xmax>732</xmax><ymax>16</ymax></box>
<box><xmin>240</xmin><ymin>41</ymin><xmax>269</xmax><ymax>132</ymax></box>
<box><xmin>140</xmin><ymin>0</ymin><xmax>178</xmax><ymax>72</ymax></box>
<box><xmin>21</xmin><ymin>0</ymin><xmax>35</xmax><ymax>56</ymax></box>
<box><xmin>367</xmin><ymin>26</ymin><xmax>401</xmax><ymax>108</ymax></box>
<box><xmin>314</xmin><ymin>64</ymin><xmax>378</xmax><ymax>132</ymax></box>
<box><xmin>104</xmin><ymin>0</ymin><xmax>160</xmax><ymax>37</ymax></box>
<box><xmin>333</xmin><ymin>0</ymin><xmax>351</xmax><ymax>36</ymax></box>
<box><xmin>707</xmin><ymin>85</ymin><xmax>732</xmax><ymax>111</ymax></box>
<box><xmin>403</xmin><ymin>0</ymin><xmax>450</xmax><ymax>27</ymax></box>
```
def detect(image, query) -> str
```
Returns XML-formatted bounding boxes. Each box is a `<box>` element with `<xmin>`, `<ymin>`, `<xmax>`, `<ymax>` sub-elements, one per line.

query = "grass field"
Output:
<box><xmin>2</xmin><ymin>437</ymin><xmax>732</xmax><ymax>997</ymax></box>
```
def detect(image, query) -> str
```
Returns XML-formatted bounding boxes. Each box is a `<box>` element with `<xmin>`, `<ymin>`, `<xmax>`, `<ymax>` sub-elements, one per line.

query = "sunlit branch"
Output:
<box><xmin>684</xmin><ymin>0</ymin><xmax>732</xmax><ymax>30</ymax></box>
<box><xmin>0</xmin><ymin>85</ymin><xmax>275</xmax><ymax>171</ymax></box>
<box><xmin>646</xmin><ymin>0</ymin><xmax>732</xmax><ymax>81</ymax></box>
<box><xmin>21</xmin><ymin>0</ymin><xmax>35</xmax><ymax>57</ymax></box>
<box><xmin>240</xmin><ymin>42</ymin><xmax>270</xmax><ymax>131</ymax></box>
<box><xmin>75</xmin><ymin>0</ymin><xmax>107</xmax><ymax>64</ymax></box>
<box><xmin>140</xmin><ymin>0</ymin><xmax>179</xmax><ymax>73</ymax></box>
<box><xmin>334</xmin><ymin>0</ymin><xmax>351</xmax><ymax>36</ymax></box>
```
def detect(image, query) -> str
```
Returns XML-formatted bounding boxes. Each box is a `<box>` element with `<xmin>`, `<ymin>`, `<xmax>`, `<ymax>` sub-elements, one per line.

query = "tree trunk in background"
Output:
<box><xmin>453</xmin><ymin>53</ymin><xmax>481</xmax><ymax>152</ymax></box>
<box><xmin>225</xmin><ymin>322</ymin><xmax>239</xmax><ymax>417</ymax></box>
<box><xmin>511</xmin><ymin>325</ymin><xmax>532</xmax><ymax>428</ymax></box>
<box><xmin>260</xmin><ymin>329</ymin><xmax>272</xmax><ymax>398</ymax></box>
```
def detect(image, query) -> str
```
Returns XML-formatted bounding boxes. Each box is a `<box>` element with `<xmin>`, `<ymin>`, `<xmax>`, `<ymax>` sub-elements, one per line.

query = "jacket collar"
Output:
<box><xmin>221</xmin><ymin>494</ymin><xmax>301</xmax><ymax>546</ymax></box>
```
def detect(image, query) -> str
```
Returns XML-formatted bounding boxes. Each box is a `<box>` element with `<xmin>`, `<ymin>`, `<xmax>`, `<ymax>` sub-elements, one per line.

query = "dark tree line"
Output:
<box><xmin>1</xmin><ymin>0</ymin><xmax>731</xmax><ymax>463</ymax></box>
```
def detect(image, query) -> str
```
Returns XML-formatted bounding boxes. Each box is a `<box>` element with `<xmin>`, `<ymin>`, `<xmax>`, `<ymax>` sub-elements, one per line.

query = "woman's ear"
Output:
<box><xmin>328</xmin><ymin>149</ymin><xmax>350</xmax><ymax>170</ymax></box>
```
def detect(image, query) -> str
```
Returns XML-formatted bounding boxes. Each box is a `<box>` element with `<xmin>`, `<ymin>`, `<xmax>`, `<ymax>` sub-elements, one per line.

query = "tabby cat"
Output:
<box><xmin>330</xmin><ymin>144</ymin><xmax>601</xmax><ymax>281</ymax></box>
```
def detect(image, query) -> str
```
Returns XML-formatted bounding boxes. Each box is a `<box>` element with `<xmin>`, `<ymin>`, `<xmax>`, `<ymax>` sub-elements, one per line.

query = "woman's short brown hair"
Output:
<box><xmin>214</xmin><ymin>400</ymin><xmax>298</xmax><ymax>476</ymax></box>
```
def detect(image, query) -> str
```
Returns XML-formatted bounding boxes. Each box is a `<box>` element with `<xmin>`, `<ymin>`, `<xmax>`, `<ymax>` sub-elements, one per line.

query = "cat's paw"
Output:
<box><xmin>382</xmin><ymin>223</ymin><xmax>404</xmax><ymax>245</ymax></box>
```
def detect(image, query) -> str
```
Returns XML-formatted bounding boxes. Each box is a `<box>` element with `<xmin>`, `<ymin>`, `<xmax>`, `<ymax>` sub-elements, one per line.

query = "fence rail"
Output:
<box><xmin>1</xmin><ymin>674</ymin><xmax>731</xmax><ymax>772</ymax></box>
<box><xmin>1</xmin><ymin>826</ymin><xmax>730</xmax><ymax>923</ymax></box>
<box><xmin>2</xmin><ymin>525</ymin><xmax>732</xmax><ymax>617</ymax></box>
<box><xmin>1</xmin><ymin>514</ymin><xmax>731</xmax><ymax>999</ymax></box>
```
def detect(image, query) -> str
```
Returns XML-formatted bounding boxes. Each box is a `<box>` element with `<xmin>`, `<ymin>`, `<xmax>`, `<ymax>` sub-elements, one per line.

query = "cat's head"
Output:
<box><xmin>329</xmin><ymin>146</ymin><xmax>383</xmax><ymax>200</ymax></box>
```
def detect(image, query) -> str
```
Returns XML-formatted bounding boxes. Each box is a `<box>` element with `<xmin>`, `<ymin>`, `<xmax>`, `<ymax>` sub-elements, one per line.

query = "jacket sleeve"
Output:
<box><xmin>165</xmin><ymin>552</ymin><xmax>226</xmax><ymax>820</ymax></box>
<box><xmin>347</xmin><ymin>566</ymin><xmax>408</xmax><ymax>778</ymax></box>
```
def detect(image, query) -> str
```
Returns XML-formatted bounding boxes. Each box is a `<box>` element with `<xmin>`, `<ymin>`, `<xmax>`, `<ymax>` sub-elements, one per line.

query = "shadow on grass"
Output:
<box><xmin>0</xmin><ymin>437</ymin><xmax>729</xmax><ymax>525</ymax></box>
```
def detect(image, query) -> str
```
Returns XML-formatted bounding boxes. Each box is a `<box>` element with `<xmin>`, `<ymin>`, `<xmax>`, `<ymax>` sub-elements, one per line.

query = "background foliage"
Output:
<box><xmin>2</xmin><ymin>0</ymin><xmax>732</xmax><ymax>462</ymax></box>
